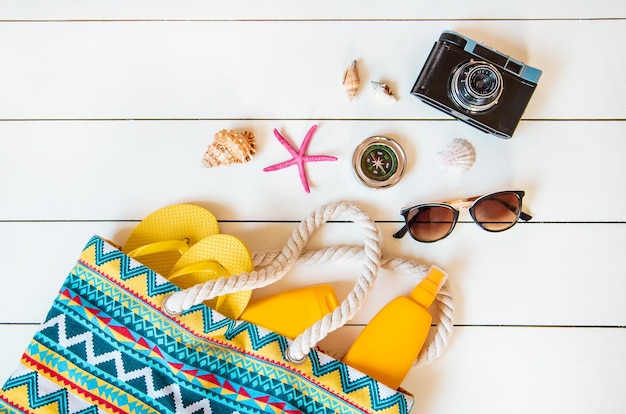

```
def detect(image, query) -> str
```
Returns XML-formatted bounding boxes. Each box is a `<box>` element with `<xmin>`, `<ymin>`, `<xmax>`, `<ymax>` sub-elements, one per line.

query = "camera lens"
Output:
<box><xmin>469</xmin><ymin>69</ymin><xmax>498</xmax><ymax>95</ymax></box>
<box><xmin>450</xmin><ymin>61</ymin><xmax>503</xmax><ymax>112</ymax></box>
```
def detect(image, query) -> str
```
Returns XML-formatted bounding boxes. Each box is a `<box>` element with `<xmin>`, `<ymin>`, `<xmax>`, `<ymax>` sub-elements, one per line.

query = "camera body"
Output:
<box><xmin>411</xmin><ymin>31</ymin><xmax>542</xmax><ymax>139</ymax></box>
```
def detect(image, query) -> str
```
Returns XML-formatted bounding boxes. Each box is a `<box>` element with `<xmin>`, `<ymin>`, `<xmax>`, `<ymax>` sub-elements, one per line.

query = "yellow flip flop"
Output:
<box><xmin>168</xmin><ymin>234</ymin><xmax>253</xmax><ymax>319</ymax></box>
<box><xmin>122</xmin><ymin>204</ymin><xmax>220</xmax><ymax>276</ymax></box>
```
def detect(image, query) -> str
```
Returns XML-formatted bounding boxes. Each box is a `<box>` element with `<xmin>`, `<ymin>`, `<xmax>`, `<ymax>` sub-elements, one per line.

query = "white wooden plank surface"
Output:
<box><xmin>1</xmin><ymin>0</ymin><xmax>624</xmax><ymax>20</ymax></box>
<box><xmin>1</xmin><ymin>2</ymin><xmax>624</xmax><ymax>413</ymax></box>
<box><xmin>1</xmin><ymin>120</ymin><xmax>626</xmax><ymax>221</ymax></box>
<box><xmin>0</xmin><ymin>20</ymin><xmax>623</xmax><ymax>120</ymax></box>
<box><xmin>1</xmin><ymin>221</ymin><xmax>625</xmax><ymax>327</ymax></box>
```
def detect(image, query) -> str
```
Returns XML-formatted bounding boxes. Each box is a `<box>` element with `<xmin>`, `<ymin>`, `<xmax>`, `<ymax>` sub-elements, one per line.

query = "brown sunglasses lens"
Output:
<box><xmin>408</xmin><ymin>205</ymin><xmax>456</xmax><ymax>242</ymax></box>
<box><xmin>472</xmin><ymin>192</ymin><xmax>521</xmax><ymax>232</ymax></box>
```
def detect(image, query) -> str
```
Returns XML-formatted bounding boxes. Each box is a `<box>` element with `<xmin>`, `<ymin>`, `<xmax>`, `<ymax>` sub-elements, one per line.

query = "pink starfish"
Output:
<box><xmin>263</xmin><ymin>125</ymin><xmax>337</xmax><ymax>193</ymax></box>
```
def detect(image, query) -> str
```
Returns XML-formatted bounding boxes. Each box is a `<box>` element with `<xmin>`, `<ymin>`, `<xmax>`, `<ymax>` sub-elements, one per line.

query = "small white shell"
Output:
<box><xmin>343</xmin><ymin>60</ymin><xmax>360</xmax><ymax>101</ymax></box>
<box><xmin>437</xmin><ymin>138</ymin><xmax>476</xmax><ymax>172</ymax></box>
<box><xmin>371</xmin><ymin>81</ymin><xmax>397</xmax><ymax>104</ymax></box>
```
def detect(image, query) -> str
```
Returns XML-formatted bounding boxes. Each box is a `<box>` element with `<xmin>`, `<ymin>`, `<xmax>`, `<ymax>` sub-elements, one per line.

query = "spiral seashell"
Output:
<box><xmin>371</xmin><ymin>81</ymin><xmax>397</xmax><ymax>104</ymax></box>
<box><xmin>437</xmin><ymin>138</ymin><xmax>476</xmax><ymax>172</ymax></box>
<box><xmin>202</xmin><ymin>129</ymin><xmax>256</xmax><ymax>168</ymax></box>
<box><xmin>343</xmin><ymin>60</ymin><xmax>360</xmax><ymax>101</ymax></box>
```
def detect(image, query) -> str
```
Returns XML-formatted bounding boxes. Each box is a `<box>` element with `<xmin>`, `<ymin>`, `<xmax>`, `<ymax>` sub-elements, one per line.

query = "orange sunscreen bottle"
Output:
<box><xmin>342</xmin><ymin>266</ymin><xmax>448</xmax><ymax>389</ymax></box>
<box><xmin>240</xmin><ymin>285</ymin><xmax>339</xmax><ymax>339</ymax></box>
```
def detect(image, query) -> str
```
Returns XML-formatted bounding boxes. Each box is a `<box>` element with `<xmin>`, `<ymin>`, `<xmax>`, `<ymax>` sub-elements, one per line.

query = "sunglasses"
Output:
<box><xmin>393</xmin><ymin>190</ymin><xmax>532</xmax><ymax>243</ymax></box>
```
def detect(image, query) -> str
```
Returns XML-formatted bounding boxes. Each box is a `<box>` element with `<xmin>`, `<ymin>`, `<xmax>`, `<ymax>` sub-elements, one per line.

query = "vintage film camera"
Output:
<box><xmin>411</xmin><ymin>31</ymin><xmax>542</xmax><ymax>138</ymax></box>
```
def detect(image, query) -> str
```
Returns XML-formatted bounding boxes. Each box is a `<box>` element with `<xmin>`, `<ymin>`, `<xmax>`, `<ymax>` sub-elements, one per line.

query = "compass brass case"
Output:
<box><xmin>352</xmin><ymin>136</ymin><xmax>406</xmax><ymax>189</ymax></box>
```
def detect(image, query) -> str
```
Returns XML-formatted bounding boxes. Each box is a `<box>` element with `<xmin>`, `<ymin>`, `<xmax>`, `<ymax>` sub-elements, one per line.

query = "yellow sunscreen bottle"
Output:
<box><xmin>240</xmin><ymin>285</ymin><xmax>339</xmax><ymax>339</ymax></box>
<box><xmin>342</xmin><ymin>266</ymin><xmax>448</xmax><ymax>389</ymax></box>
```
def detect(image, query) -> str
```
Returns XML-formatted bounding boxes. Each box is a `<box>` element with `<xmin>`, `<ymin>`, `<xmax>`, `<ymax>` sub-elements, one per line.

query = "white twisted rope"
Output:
<box><xmin>253</xmin><ymin>247</ymin><xmax>454</xmax><ymax>367</ymax></box>
<box><xmin>163</xmin><ymin>201</ymin><xmax>454</xmax><ymax>365</ymax></box>
<box><xmin>163</xmin><ymin>201</ymin><xmax>382</xmax><ymax>361</ymax></box>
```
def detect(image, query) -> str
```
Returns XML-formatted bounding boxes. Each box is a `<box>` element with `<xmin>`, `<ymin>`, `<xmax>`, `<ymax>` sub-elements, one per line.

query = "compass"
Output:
<box><xmin>352</xmin><ymin>136</ymin><xmax>406</xmax><ymax>189</ymax></box>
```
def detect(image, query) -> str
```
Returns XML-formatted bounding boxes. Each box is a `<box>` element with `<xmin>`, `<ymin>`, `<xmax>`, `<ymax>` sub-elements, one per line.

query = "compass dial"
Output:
<box><xmin>352</xmin><ymin>136</ymin><xmax>406</xmax><ymax>189</ymax></box>
<box><xmin>361</xmin><ymin>144</ymin><xmax>398</xmax><ymax>181</ymax></box>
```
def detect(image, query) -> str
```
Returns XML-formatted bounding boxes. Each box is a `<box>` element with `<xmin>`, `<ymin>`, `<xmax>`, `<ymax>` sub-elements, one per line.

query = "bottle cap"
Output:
<box><xmin>409</xmin><ymin>266</ymin><xmax>448</xmax><ymax>308</ymax></box>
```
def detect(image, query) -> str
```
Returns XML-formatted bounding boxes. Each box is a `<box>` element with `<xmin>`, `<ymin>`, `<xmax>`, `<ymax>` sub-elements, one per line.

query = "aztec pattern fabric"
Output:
<box><xmin>0</xmin><ymin>236</ymin><xmax>414</xmax><ymax>414</ymax></box>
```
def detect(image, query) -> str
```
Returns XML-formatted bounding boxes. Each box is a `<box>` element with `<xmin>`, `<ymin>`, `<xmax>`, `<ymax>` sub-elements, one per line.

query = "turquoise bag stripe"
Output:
<box><xmin>42</xmin><ymin>291</ymin><xmax>255</xmax><ymax>413</ymax></box>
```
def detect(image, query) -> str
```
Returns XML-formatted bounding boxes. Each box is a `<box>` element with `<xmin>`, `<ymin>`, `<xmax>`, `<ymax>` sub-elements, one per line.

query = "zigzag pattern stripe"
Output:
<box><xmin>34</xmin><ymin>333</ymin><xmax>293</xmax><ymax>414</ymax></box>
<box><xmin>45</xmin><ymin>299</ymin><xmax>319</xmax><ymax>414</ymax></box>
<box><xmin>69</xmin><ymin>264</ymin><xmax>232</xmax><ymax>349</ymax></box>
<box><xmin>2</xmin><ymin>366</ymin><xmax>100</xmax><ymax>414</ymax></box>
<box><xmin>1</xmin><ymin>380</ymin><xmax>98</xmax><ymax>414</ymax></box>
<box><xmin>46</xmin><ymin>294</ymin><xmax>170</xmax><ymax>379</ymax></box>
<box><xmin>67</xmin><ymin>261</ymin><xmax>291</xmax><ymax>385</ymax></box>
<box><xmin>3</xmin><ymin>371</ymin><xmax>69</xmax><ymax>411</ymax></box>
<box><xmin>57</xmin><ymin>295</ymin><xmax>343</xmax><ymax>413</ymax></box>
<box><xmin>52</xmin><ymin>283</ymin><xmax>230</xmax><ymax>374</ymax></box>
<box><xmin>57</xmin><ymin>290</ymin><xmax>347</xmax><ymax>413</ymax></box>
<box><xmin>72</xmin><ymin>261</ymin><xmax>291</xmax><ymax>355</ymax></box>
<box><xmin>34</xmin><ymin>330</ymin><xmax>226</xmax><ymax>414</ymax></box>
<box><xmin>26</xmin><ymin>338</ymin><xmax>161</xmax><ymax>414</ymax></box>
<box><xmin>41</xmin><ymin>309</ymin><xmax>299</xmax><ymax>414</ymax></box>
<box><xmin>309</xmin><ymin>353</ymin><xmax>409</xmax><ymax>412</ymax></box>
<box><xmin>79</xmin><ymin>239</ymin><xmax>291</xmax><ymax>356</ymax></box>
<box><xmin>37</xmin><ymin>313</ymin><xmax>215</xmax><ymax>414</ymax></box>
<box><xmin>83</xmin><ymin>236</ymin><xmax>176</xmax><ymax>296</ymax></box>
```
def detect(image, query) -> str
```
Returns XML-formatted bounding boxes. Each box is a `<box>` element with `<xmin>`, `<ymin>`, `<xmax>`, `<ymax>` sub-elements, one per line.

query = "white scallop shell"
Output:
<box><xmin>437</xmin><ymin>138</ymin><xmax>476</xmax><ymax>172</ymax></box>
<box><xmin>371</xmin><ymin>81</ymin><xmax>397</xmax><ymax>104</ymax></box>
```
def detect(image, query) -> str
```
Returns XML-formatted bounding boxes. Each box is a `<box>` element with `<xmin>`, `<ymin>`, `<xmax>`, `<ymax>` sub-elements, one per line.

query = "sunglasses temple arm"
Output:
<box><xmin>520</xmin><ymin>211</ymin><xmax>533</xmax><ymax>221</ymax></box>
<box><xmin>392</xmin><ymin>224</ymin><xmax>410</xmax><ymax>239</ymax></box>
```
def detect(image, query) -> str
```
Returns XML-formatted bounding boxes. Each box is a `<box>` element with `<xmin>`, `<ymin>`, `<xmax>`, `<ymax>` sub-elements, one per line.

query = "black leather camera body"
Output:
<box><xmin>411</xmin><ymin>31</ymin><xmax>542</xmax><ymax>139</ymax></box>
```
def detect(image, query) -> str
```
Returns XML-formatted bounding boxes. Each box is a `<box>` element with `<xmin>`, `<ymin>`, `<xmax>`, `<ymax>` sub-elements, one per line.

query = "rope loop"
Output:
<box><xmin>161</xmin><ymin>201</ymin><xmax>453</xmax><ymax>365</ymax></box>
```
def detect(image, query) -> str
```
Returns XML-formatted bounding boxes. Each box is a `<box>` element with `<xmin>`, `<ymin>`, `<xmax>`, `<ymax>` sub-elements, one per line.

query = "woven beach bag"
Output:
<box><xmin>0</xmin><ymin>202</ymin><xmax>453</xmax><ymax>414</ymax></box>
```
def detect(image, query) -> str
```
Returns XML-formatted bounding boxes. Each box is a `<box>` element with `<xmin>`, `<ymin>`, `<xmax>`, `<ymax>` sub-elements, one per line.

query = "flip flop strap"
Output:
<box><xmin>162</xmin><ymin>201</ymin><xmax>382</xmax><ymax>362</ymax></box>
<box><xmin>126</xmin><ymin>239</ymin><xmax>190</xmax><ymax>258</ymax></box>
<box><xmin>168</xmin><ymin>261</ymin><xmax>226</xmax><ymax>280</ymax></box>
